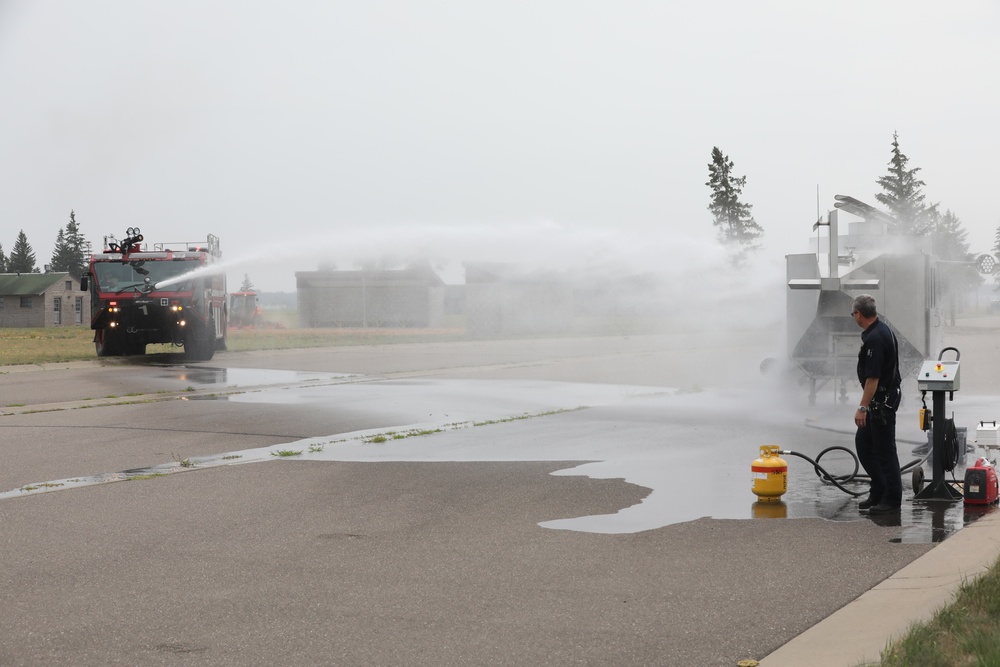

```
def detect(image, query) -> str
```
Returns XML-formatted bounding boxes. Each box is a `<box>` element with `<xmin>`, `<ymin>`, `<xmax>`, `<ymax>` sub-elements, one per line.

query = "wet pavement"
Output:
<box><xmin>5</xmin><ymin>366</ymin><xmax>997</xmax><ymax>543</ymax></box>
<box><xmin>1</xmin><ymin>329</ymin><xmax>998</xmax><ymax>665</ymax></box>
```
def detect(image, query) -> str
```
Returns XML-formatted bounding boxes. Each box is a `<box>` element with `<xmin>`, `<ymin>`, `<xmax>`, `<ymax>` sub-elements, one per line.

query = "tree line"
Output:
<box><xmin>0</xmin><ymin>211</ymin><xmax>89</xmax><ymax>279</ymax></box>
<box><xmin>706</xmin><ymin>131</ymin><xmax>992</xmax><ymax>271</ymax></box>
<box><xmin>707</xmin><ymin>132</ymin><xmax>1000</xmax><ymax>317</ymax></box>
<box><xmin>3</xmin><ymin>139</ymin><xmax>996</xmax><ymax>286</ymax></box>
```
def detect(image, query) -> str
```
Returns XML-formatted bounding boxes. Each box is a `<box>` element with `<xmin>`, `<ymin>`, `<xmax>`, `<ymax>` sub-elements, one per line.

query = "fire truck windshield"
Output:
<box><xmin>94</xmin><ymin>259</ymin><xmax>201</xmax><ymax>293</ymax></box>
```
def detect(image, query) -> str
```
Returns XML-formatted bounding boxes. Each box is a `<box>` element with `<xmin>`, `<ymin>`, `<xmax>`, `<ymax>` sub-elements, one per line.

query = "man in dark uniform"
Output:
<box><xmin>852</xmin><ymin>294</ymin><xmax>903</xmax><ymax>514</ymax></box>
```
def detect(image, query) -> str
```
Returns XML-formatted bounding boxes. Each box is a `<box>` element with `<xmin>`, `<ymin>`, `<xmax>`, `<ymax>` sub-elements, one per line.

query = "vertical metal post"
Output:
<box><xmin>828</xmin><ymin>209</ymin><xmax>839</xmax><ymax>279</ymax></box>
<box><xmin>914</xmin><ymin>390</ymin><xmax>963</xmax><ymax>502</ymax></box>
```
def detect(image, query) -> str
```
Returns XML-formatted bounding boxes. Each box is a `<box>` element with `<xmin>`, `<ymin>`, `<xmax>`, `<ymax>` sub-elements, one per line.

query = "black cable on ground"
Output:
<box><xmin>781</xmin><ymin>447</ymin><xmax>927</xmax><ymax>498</ymax></box>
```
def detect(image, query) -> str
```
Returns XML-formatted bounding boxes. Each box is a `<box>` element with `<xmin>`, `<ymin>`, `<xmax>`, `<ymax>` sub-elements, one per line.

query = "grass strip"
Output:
<box><xmin>875</xmin><ymin>553</ymin><xmax>1000</xmax><ymax>666</ymax></box>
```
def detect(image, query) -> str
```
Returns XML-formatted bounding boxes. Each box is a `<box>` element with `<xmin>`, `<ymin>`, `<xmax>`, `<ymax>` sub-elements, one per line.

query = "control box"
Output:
<box><xmin>917</xmin><ymin>359</ymin><xmax>960</xmax><ymax>392</ymax></box>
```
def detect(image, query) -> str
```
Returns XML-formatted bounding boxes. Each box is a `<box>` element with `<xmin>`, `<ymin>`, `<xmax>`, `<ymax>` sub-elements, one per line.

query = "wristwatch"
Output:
<box><xmin>858</xmin><ymin>406</ymin><xmax>868</xmax><ymax>412</ymax></box>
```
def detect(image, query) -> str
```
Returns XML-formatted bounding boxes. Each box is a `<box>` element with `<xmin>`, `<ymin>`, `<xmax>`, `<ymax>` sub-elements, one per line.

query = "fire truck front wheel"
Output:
<box><xmin>185</xmin><ymin>320</ymin><xmax>215</xmax><ymax>361</ymax></box>
<box><xmin>95</xmin><ymin>329</ymin><xmax>124</xmax><ymax>357</ymax></box>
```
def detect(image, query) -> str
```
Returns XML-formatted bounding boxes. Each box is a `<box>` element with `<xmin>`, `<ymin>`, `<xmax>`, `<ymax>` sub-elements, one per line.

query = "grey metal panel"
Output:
<box><xmin>785</xmin><ymin>198</ymin><xmax>941</xmax><ymax>399</ymax></box>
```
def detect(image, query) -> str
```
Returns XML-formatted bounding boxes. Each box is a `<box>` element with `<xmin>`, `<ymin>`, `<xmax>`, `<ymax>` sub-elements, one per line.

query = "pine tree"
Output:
<box><xmin>930</xmin><ymin>209</ymin><xmax>979</xmax><ymax>323</ymax></box>
<box><xmin>64</xmin><ymin>210</ymin><xmax>88</xmax><ymax>278</ymax></box>
<box><xmin>0</xmin><ymin>242</ymin><xmax>7</xmax><ymax>273</ymax></box>
<box><xmin>50</xmin><ymin>228</ymin><xmax>72</xmax><ymax>273</ymax></box>
<box><xmin>239</xmin><ymin>273</ymin><xmax>255</xmax><ymax>292</ymax></box>
<box><xmin>8</xmin><ymin>230</ymin><xmax>37</xmax><ymax>273</ymax></box>
<box><xmin>874</xmin><ymin>132</ymin><xmax>937</xmax><ymax>235</ymax></box>
<box><xmin>50</xmin><ymin>211</ymin><xmax>88</xmax><ymax>277</ymax></box>
<box><xmin>706</xmin><ymin>146</ymin><xmax>763</xmax><ymax>263</ymax></box>
<box><xmin>930</xmin><ymin>210</ymin><xmax>969</xmax><ymax>260</ymax></box>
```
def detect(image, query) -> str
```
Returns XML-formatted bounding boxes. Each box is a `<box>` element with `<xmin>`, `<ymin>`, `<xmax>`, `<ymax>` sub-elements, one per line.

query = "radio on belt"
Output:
<box><xmin>917</xmin><ymin>358</ymin><xmax>960</xmax><ymax>392</ymax></box>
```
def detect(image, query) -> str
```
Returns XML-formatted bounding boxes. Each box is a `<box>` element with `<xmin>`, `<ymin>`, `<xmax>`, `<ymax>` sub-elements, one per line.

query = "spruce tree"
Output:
<box><xmin>930</xmin><ymin>209</ymin><xmax>978</xmax><ymax>323</ymax></box>
<box><xmin>0</xmin><ymin>243</ymin><xmax>7</xmax><ymax>273</ymax></box>
<box><xmin>706</xmin><ymin>146</ymin><xmax>763</xmax><ymax>263</ymax></box>
<box><xmin>50</xmin><ymin>211</ymin><xmax>88</xmax><ymax>277</ymax></box>
<box><xmin>50</xmin><ymin>228</ymin><xmax>72</xmax><ymax>273</ymax></box>
<box><xmin>64</xmin><ymin>210</ymin><xmax>88</xmax><ymax>278</ymax></box>
<box><xmin>239</xmin><ymin>273</ymin><xmax>255</xmax><ymax>292</ymax></box>
<box><xmin>8</xmin><ymin>230</ymin><xmax>37</xmax><ymax>273</ymax></box>
<box><xmin>874</xmin><ymin>132</ymin><xmax>937</xmax><ymax>235</ymax></box>
<box><xmin>930</xmin><ymin>210</ymin><xmax>970</xmax><ymax>260</ymax></box>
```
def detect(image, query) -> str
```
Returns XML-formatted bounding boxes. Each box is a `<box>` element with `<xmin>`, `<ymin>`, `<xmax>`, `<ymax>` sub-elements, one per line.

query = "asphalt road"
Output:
<box><xmin>2</xmin><ymin>327</ymin><xmax>991</xmax><ymax>666</ymax></box>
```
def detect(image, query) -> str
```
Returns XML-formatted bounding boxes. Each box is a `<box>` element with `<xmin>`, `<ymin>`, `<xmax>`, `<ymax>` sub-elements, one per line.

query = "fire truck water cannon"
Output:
<box><xmin>106</xmin><ymin>227</ymin><xmax>144</xmax><ymax>256</ymax></box>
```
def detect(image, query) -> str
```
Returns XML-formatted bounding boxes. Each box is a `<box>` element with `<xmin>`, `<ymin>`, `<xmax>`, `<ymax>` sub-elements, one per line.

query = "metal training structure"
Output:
<box><xmin>785</xmin><ymin>195</ymin><xmax>939</xmax><ymax>404</ymax></box>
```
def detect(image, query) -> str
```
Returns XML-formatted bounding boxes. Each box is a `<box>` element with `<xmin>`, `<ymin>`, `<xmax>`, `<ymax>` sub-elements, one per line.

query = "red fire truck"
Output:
<box><xmin>81</xmin><ymin>228</ymin><xmax>228</xmax><ymax>360</ymax></box>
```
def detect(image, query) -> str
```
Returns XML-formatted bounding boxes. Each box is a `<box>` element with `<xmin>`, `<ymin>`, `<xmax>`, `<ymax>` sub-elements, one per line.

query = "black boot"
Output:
<box><xmin>859</xmin><ymin>496</ymin><xmax>879</xmax><ymax>510</ymax></box>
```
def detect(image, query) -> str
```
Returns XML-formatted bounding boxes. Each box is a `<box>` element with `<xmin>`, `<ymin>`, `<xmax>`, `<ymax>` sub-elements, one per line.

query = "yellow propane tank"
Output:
<box><xmin>751</xmin><ymin>445</ymin><xmax>788</xmax><ymax>502</ymax></box>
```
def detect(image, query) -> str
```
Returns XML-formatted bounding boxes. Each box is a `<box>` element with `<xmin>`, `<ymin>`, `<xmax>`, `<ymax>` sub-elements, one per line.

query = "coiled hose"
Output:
<box><xmin>780</xmin><ymin>446</ymin><xmax>926</xmax><ymax>497</ymax></box>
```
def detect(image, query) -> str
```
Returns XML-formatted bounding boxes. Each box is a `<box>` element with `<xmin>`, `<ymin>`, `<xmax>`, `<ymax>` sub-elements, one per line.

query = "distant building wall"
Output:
<box><xmin>295</xmin><ymin>269</ymin><xmax>445</xmax><ymax>328</ymax></box>
<box><xmin>0</xmin><ymin>274</ymin><xmax>89</xmax><ymax>328</ymax></box>
<box><xmin>44</xmin><ymin>277</ymin><xmax>88</xmax><ymax>327</ymax></box>
<box><xmin>443</xmin><ymin>284</ymin><xmax>465</xmax><ymax>317</ymax></box>
<box><xmin>465</xmin><ymin>281</ymin><xmax>574</xmax><ymax>335</ymax></box>
<box><xmin>0</xmin><ymin>293</ymin><xmax>45</xmax><ymax>327</ymax></box>
<box><xmin>464</xmin><ymin>263</ymin><xmax>575</xmax><ymax>336</ymax></box>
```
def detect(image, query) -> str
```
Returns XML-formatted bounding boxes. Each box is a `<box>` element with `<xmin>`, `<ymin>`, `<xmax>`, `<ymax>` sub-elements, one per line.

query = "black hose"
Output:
<box><xmin>782</xmin><ymin>447</ymin><xmax>926</xmax><ymax>498</ymax></box>
<box><xmin>941</xmin><ymin>419</ymin><xmax>962</xmax><ymax>472</ymax></box>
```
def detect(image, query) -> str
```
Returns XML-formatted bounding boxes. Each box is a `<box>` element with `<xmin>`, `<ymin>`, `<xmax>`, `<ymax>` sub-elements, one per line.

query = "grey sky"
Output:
<box><xmin>1</xmin><ymin>1</ymin><xmax>997</xmax><ymax>291</ymax></box>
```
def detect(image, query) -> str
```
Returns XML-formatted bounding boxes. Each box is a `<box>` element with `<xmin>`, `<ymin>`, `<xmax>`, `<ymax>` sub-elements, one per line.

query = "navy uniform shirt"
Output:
<box><xmin>857</xmin><ymin>318</ymin><xmax>901</xmax><ymax>394</ymax></box>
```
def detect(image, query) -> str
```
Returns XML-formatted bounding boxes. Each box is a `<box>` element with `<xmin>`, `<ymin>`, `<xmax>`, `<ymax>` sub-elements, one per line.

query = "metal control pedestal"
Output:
<box><xmin>913</xmin><ymin>348</ymin><xmax>963</xmax><ymax>502</ymax></box>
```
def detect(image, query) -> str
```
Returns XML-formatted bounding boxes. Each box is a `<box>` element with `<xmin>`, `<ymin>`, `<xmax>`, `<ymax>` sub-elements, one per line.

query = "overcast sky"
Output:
<box><xmin>0</xmin><ymin>1</ymin><xmax>997</xmax><ymax>292</ymax></box>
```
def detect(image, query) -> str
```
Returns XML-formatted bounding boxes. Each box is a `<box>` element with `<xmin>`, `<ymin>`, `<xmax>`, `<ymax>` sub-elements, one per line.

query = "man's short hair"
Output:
<box><xmin>852</xmin><ymin>294</ymin><xmax>877</xmax><ymax>318</ymax></box>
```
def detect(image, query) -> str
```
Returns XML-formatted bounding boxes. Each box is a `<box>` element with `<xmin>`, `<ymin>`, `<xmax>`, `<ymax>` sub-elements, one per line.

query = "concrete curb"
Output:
<box><xmin>760</xmin><ymin>504</ymin><xmax>1000</xmax><ymax>666</ymax></box>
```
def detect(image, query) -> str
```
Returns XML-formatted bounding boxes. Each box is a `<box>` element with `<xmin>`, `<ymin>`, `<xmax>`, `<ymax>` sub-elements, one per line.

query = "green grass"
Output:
<box><xmin>19</xmin><ymin>482</ymin><xmax>65</xmax><ymax>491</ymax></box>
<box><xmin>0</xmin><ymin>317</ymin><xmax>469</xmax><ymax>366</ymax></box>
<box><xmin>873</xmin><ymin>554</ymin><xmax>1000</xmax><ymax>666</ymax></box>
<box><xmin>0</xmin><ymin>327</ymin><xmax>96</xmax><ymax>364</ymax></box>
<box><xmin>0</xmin><ymin>310</ymin><xmax>677</xmax><ymax>367</ymax></box>
<box><xmin>270</xmin><ymin>449</ymin><xmax>303</xmax><ymax>457</ymax></box>
<box><xmin>127</xmin><ymin>473</ymin><xmax>167</xmax><ymax>481</ymax></box>
<box><xmin>172</xmin><ymin>454</ymin><xmax>195</xmax><ymax>468</ymax></box>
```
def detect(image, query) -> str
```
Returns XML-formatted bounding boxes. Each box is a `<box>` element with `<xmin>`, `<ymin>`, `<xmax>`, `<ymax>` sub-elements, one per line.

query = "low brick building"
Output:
<box><xmin>0</xmin><ymin>273</ymin><xmax>89</xmax><ymax>328</ymax></box>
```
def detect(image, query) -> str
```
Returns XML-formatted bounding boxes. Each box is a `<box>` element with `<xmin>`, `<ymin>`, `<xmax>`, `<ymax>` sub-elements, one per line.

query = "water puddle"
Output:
<box><xmin>160</xmin><ymin>366</ymin><xmax>357</xmax><ymax>388</ymax></box>
<box><xmin>4</xmin><ymin>377</ymin><xmax>998</xmax><ymax>543</ymax></box>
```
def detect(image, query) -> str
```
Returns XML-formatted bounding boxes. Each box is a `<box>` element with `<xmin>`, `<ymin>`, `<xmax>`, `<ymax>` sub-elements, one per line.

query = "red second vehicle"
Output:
<box><xmin>81</xmin><ymin>228</ymin><xmax>228</xmax><ymax>360</ymax></box>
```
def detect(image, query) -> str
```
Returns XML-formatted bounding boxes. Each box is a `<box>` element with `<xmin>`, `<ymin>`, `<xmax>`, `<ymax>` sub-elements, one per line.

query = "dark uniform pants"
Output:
<box><xmin>855</xmin><ymin>409</ymin><xmax>902</xmax><ymax>506</ymax></box>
